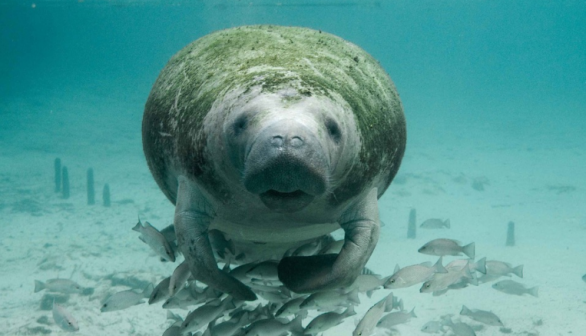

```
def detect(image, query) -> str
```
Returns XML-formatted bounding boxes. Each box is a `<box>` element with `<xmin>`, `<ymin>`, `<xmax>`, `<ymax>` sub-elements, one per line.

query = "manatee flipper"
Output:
<box><xmin>174</xmin><ymin>176</ymin><xmax>256</xmax><ymax>301</ymax></box>
<box><xmin>278</xmin><ymin>188</ymin><xmax>380</xmax><ymax>293</ymax></box>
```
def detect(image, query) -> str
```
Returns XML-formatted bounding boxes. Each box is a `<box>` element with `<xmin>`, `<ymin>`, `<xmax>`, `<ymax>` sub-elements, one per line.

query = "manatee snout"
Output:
<box><xmin>242</xmin><ymin>120</ymin><xmax>329</xmax><ymax>212</ymax></box>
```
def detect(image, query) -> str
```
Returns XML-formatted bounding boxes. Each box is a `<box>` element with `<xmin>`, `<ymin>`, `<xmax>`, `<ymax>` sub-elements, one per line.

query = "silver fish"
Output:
<box><xmin>132</xmin><ymin>218</ymin><xmax>175</xmax><ymax>262</ymax></box>
<box><xmin>485</xmin><ymin>260</ymin><xmax>523</xmax><ymax>278</ymax></box>
<box><xmin>418</xmin><ymin>239</ymin><xmax>475</xmax><ymax>259</ymax></box>
<box><xmin>34</xmin><ymin>279</ymin><xmax>83</xmax><ymax>294</ymax></box>
<box><xmin>149</xmin><ymin>276</ymin><xmax>171</xmax><ymax>304</ymax></box>
<box><xmin>385</xmin><ymin>257</ymin><xmax>446</xmax><ymax>289</ymax></box>
<box><xmin>492</xmin><ymin>280</ymin><xmax>538</xmax><ymax>297</ymax></box>
<box><xmin>242</xmin><ymin>314</ymin><xmax>305</xmax><ymax>336</ymax></box>
<box><xmin>169</xmin><ymin>261</ymin><xmax>191</xmax><ymax>296</ymax></box>
<box><xmin>275</xmin><ymin>297</ymin><xmax>306</xmax><ymax>317</ymax></box>
<box><xmin>348</xmin><ymin>274</ymin><xmax>389</xmax><ymax>296</ymax></box>
<box><xmin>101</xmin><ymin>284</ymin><xmax>153</xmax><ymax>312</ymax></box>
<box><xmin>353</xmin><ymin>295</ymin><xmax>387</xmax><ymax>336</ymax></box>
<box><xmin>181</xmin><ymin>298</ymin><xmax>235</xmax><ymax>333</ymax></box>
<box><xmin>246</xmin><ymin>260</ymin><xmax>280</xmax><ymax>281</ymax></box>
<box><xmin>208</xmin><ymin>229</ymin><xmax>235</xmax><ymax>259</ymax></box>
<box><xmin>421</xmin><ymin>320</ymin><xmax>443</xmax><ymax>333</ymax></box>
<box><xmin>300</xmin><ymin>288</ymin><xmax>360</xmax><ymax>309</ymax></box>
<box><xmin>377</xmin><ymin>308</ymin><xmax>416</xmax><ymax>329</ymax></box>
<box><xmin>305</xmin><ymin>306</ymin><xmax>355</xmax><ymax>335</ymax></box>
<box><xmin>460</xmin><ymin>305</ymin><xmax>503</xmax><ymax>326</ymax></box>
<box><xmin>420</xmin><ymin>218</ymin><xmax>450</xmax><ymax>229</ymax></box>
<box><xmin>443</xmin><ymin>318</ymin><xmax>476</xmax><ymax>336</ymax></box>
<box><xmin>420</xmin><ymin>263</ymin><xmax>473</xmax><ymax>293</ymax></box>
<box><xmin>446</xmin><ymin>257</ymin><xmax>486</xmax><ymax>274</ymax></box>
<box><xmin>209</xmin><ymin>311</ymin><xmax>249</xmax><ymax>336</ymax></box>
<box><xmin>53</xmin><ymin>302</ymin><xmax>79</xmax><ymax>332</ymax></box>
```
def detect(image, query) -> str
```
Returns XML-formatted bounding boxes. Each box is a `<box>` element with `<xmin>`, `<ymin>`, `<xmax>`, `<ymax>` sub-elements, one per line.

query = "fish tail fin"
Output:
<box><xmin>34</xmin><ymin>280</ymin><xmax>45</xmax><ymax>293</ymax></box>
<box><xmin>444</xmin><ymin>219</ymin><xmax>451</xmax><ymax>228</ymax></box>
<box><xmin>132</xmin><ymin>219</ymin><xmax>142</xmax><ymax>232</ymax></box>
<box><xmin>289</xmin><ymin>313</ymin><xmax>305</xmax><ymax>335</ymax></box>
<box><xmin>348</xmin><ymin>289</ymin><xmax>360</xmax><ymax>305</ymax></box>
<box><xmin>398</xmin><ymin>299</ymin><xmax>404</xmax><ymax>311</ymax></box>
<box><xmin>410</xmin><ymin>307</ymin><xmax>417</xmax><ymax>318</ymax></box>
<box><xmin>366</xmin><ymin>290</ymin><xmax>374</xmax><ymax>298</ymax></box>
<box><xmin>345</xmin><ymin>305</ymin><xmax>356</xmax><ymax>317</ymax></box>
<box><xmin>460</xmin><ymin>305</ymin><xmax>472</xmax><ymax>316</ymax></box>
<box><xmin>462</xmin><ymin>242</ymin><xmax>475</xmax><ymax>260</ymax></box>
<box><xmin>142</xmin><ymin>283</ymin><xmax>154</xmax><ymax>298</ymax></box>
<box><xmin>529</xmin><ymin>286</ymin><xmax>539</xmax><ymax>298</ymax></box>
<box><xmin>475</xmin><ymin>257</ymin><xmax>487</xmax><ymax>274</ymax></box>
<box><xmin>434</xmin><ymin>257</ymin><xmax>447</xmax><ymax>273</ymax></box>
<box><xmin>513</xmin><ymin>265</ymin><xmax>524</xmax><ymax>278</ymax></box>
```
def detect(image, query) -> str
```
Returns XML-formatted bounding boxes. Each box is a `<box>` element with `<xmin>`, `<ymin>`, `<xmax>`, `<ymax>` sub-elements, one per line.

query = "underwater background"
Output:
<box><xmin>1</xmin><ymin>1</ymin><xmax>585</xmax><ymax>335</ymax></box>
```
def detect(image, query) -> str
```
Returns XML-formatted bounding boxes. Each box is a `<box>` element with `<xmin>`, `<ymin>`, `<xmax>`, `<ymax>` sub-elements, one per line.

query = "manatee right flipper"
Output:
<box><xmin>174</xmin><ymin>176</ymin><xmax>257</xmax><ymax>301</ymax></box>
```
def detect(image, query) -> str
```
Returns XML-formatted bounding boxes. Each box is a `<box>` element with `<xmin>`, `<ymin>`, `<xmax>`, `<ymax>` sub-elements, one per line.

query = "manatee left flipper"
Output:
<box><xmin>174</xmin><ymin>176</ymin><xmax>257</xmax><ymax>301</ymax></box>
<box><xmin>278</xmin><ymin>188</ymin><xmax>380</xmax><ymax>293</ymax></box>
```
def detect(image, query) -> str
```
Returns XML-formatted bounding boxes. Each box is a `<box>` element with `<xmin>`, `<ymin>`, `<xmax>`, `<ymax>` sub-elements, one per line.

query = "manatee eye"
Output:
<box><xmin>233</xmin><ymin>115</ymin><xmax>248</xmax><ymax>135</ymax></box>
<box><xmin>325</xmin><ymin>118</ymin><xmax>341</xmax><ymax>143</ymax></box>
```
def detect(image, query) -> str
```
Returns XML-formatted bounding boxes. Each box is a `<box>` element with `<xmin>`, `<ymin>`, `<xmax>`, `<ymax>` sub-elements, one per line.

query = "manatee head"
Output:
<box><xmin>221</xmin><ymin>85</ymin><xmax>358</xmax><ymax>213</ymax></box>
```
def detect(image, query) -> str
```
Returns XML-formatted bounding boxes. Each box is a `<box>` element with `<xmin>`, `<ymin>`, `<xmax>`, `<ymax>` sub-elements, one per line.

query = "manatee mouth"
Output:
<box><xmin>259</xmin><ymin>189</ymin><xmax>315</xmax><ymax>213</ymax></box>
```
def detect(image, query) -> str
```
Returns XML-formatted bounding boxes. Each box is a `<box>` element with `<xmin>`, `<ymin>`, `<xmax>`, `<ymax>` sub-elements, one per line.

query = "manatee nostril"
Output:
<box><xmin>233</xmin><ymin>115</ymin><xmax>248</xmax><ymax>135</ymax></box>
<box><xmin>271</xmin><ymin>135</ymin><xmax>284</xmax><ymax>147</ymax></box>
<box><xmin>325</xmin><ymin>118</ymin><xmax>342</xmax><ymax>143</ymax></box>
<box><xmin>290</xmin><ymin>136</ymin><xmax>304</xmax><ymax>148</ymax></box>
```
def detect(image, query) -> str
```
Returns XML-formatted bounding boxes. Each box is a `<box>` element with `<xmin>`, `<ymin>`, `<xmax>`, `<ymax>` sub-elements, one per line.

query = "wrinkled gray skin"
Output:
<box><xmin>142</xmin><ymin>25</ymin><xmax>406</xmax><ymax>301</ymax></box>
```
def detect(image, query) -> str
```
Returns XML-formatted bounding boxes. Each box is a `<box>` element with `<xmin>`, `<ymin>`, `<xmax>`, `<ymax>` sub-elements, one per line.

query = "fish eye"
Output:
<box><xmin>390</xmin><ymin>279</ymin><xmax>395</xmax><ymax>283</ymax></box>
<box><xmin>425</xmin><ymin>284</ymin><xmax>430</xmax><ymax>288</ymax></box>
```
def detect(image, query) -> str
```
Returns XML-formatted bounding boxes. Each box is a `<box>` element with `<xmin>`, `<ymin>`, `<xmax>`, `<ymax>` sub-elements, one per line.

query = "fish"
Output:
<box><xmin>300</xmin><ymin>288</ymin><xmax>360</xmax><ymax>309</ymax></box>
<box><xmin>169</xmin><ymin>261</ymin><xmax>191</xmax><ymax>296</ymax></box>
<box><xmin>421</xmin><ymin>320</ymin><xmax>444</xmax><ymax>333</ymax></box>
<box><xmin>418</xmin><ymin>239</ymin><xmax>475</xmax><ymax>259</ymax></box>
<box><xmin>377</xmin><ymin>308</ymin><xmax>416</xmax><ymax>329</ymax></box>
<box><xmin>383</xmin><ymin>292</ymin><xmax>403</xmax><ymax>312</ymax></box>
<box><xmin>446</xmin><ymin>257</ymin><xmax>486</xmax><ymax>274</ymax></box>
<box><xmin>209</xmin><ymin>311</ymin><xmax>249</xmax><ymax>336</ymax></box>
<box><xmin>420</xmin><ymin>263</ymin><xmax>473</xmax><ymax>294</ymax></box>
<box><xmin>353</xmin><ymin>295</ymin><xmax>388</xmax><ymax>336</ymax></box>
<box><xmin>485</xmin><ymin>260</ymin><xmax>523</xmax><ymax>278</ymax></box>
<box><xmin>346</xmin><ymin>274</ymin><xmax>389</xmax><ymax>297</ymax></box>
<box><xmin>34</xmin><ymin>279</ymin><xmax>84</xmax><ymax>294</ymax></box>
<box><xmin>181</xmin><ymin>298</ymin><xmax>235</xmax><ymax>333</ymax></box>
<box><xmin>246</xmin><ymin>260</ymin><xmax>280</xmax><ymax>281</ymax></box>
<box><xmin>442</xmin><ymin>318</ymin><xmax>476</xmax><ymax>336</ymax></box>
<box><xmin>460</xmin><ymin>305</ymin><xmax>503</xmax><ymax>326</ymax></box>
<box><xmin>52</xmin><ymin>302</ymin><xmax>79</xmax><ymax>332</ymax></box>
<box><xmin>209</xmin><ymin>229</ymin><xmax>235</xmax><ymax>259</ymax></box>
<box><xmin>275</xmin><ymin>297</ymin><xmax>306</xmax><ymax>317</ymax></box>
<box><xmin>162</xmin><ymin>326</ymin><xmax>185</xmax><ymax>336</ymax></box>
<box><xmin>492</xmin><ymin>280</ymin><xmax>538</xmax><ymax>297</ymax></box>
<box><xmin>385</xmin><ymin>257</ymin><xmax>446</xmax><ymax>289</ymax></box>
<box><xmin>101</xmin><ymin>284</ymin><xmax>153</xmax><ymax>312</ymax></box>
<box><xmin>132</xmin><ymin>218</ymin><xmax>176</xmax><ymax>262</ymax></box>
<box><xmin>420</xmin><ymin>218</ymin><xmax>450</xmax><ymax>229</ymax></box>
<box><xmin>583</xmin><ymin>274</ymin><xmax>586</xmax><ymax>283</ymax></box>
<box><xmin>305</xmin><ymin>306</ymin><xmax>355</xmax><ymax>335</ymax></box>
<box><xmin>149</xmin><ymin>276</ymin><xmax>171</xmax><ymax>304</ymax></box>
<box><xmin>242</xmin><ymin>314</ymin><xmax>305</xmax><ymax>336</ymax></box>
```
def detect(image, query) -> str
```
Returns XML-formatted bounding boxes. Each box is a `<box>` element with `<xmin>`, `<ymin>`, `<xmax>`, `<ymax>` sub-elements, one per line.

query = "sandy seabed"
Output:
<box><xmin>1</xmin><ymin>93</ymin><xmax>585</xmax><ymax>336</ymax></box>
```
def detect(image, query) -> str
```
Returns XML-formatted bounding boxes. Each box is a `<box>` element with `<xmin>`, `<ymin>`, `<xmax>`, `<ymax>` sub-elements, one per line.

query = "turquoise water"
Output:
<box><xmin>1</xmin><ymin>1</ymin><xmax>585</xmax><ymax>335</ymax></box>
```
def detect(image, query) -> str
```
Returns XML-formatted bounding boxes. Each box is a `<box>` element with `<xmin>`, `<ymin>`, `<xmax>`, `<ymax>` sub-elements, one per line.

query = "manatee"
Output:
<box><xmin>142</xmin><ymin>25</ymin><xmax>406</xmax><ymax>301</ymax></box>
